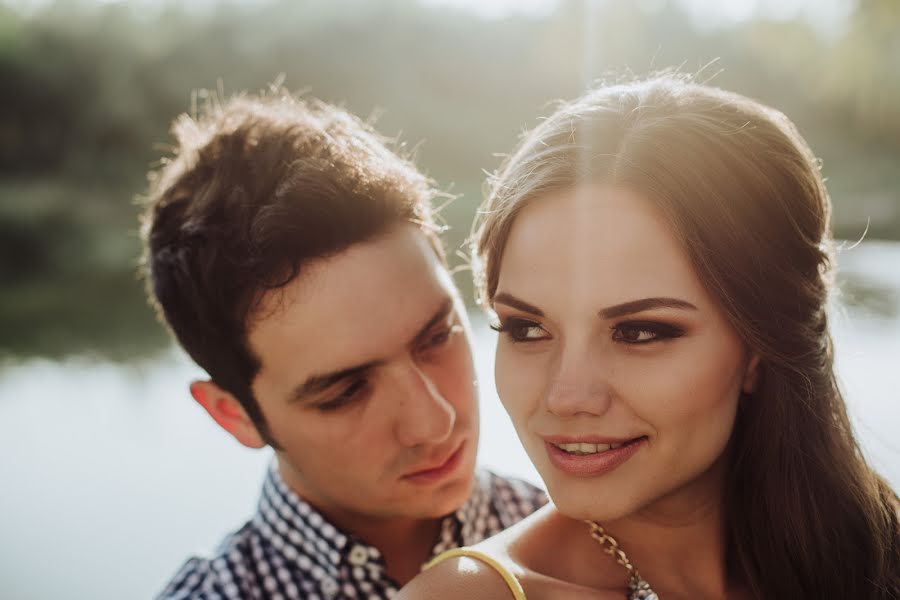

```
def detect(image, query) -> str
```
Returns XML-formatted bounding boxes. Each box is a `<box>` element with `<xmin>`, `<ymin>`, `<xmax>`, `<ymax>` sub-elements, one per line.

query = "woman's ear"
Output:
<box><xmin>742</xmin><ymin>353</ymin><xmax>761</xmax><ymax>394</ymax></box>
<box><xmin>190</xmin><ymin>380</ymin><xmax>267</xmax><ymax>449</ymax></box>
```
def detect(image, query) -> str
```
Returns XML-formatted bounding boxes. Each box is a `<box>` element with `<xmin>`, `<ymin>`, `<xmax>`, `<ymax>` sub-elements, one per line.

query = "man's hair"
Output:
<box><xmin>139</xmin><ymin>88</ymin><xmax>443</xmax><ymax>442</ymax></box>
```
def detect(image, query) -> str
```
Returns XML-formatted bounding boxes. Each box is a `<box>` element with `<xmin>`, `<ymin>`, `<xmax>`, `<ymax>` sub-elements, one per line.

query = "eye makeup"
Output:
<box><xmin>491</xmin><ymin>316</ymin><xmax>685</xmax><ymax>346</ymax></box>
<box><xmin>490</xmin><ymin>317</ymin><xmax>548</xmax><ymax>343</ymax></box>
<box><xmin>611</xmin><ymin>320</ymin><xmax>685</xmax><ymax>344</ymax></box>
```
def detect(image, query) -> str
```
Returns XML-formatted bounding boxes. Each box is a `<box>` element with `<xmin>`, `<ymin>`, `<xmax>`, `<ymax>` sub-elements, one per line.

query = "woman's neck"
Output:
<box><xmin>598</xmin><ymin>457</ymin><xmax>740</xmax><ymax>599</ymax></box>
<box><xmin>526</xmin><ymin>459</ymin><xmax>739</xmax><ymax>598</ymax></box>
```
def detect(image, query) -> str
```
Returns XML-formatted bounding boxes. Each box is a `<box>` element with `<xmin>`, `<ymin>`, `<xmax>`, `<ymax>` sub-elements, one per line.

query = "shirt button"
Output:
<box><xmin>348</xmin><ymin>544</ymin><xmax>369</xmax><ymax>566</ymax></box>
<box><xmin>322</xmin><ymin>578</ymin><xmax>340</xmax><ymax>597</ymax></box>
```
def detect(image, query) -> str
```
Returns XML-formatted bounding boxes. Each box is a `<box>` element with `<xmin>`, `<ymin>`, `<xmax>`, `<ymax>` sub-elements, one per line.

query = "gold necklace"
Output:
<box><xmin>586</xmin><ymin>520</ymin><xmax>659</xmax><ymax>600</ymax></box>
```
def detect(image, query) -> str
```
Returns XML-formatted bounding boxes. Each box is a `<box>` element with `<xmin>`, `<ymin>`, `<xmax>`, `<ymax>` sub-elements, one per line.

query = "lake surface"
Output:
<box><xmin>1</xmin><ymin>241</ymin><xmax>898</xmax><ymax>600</ymax></box>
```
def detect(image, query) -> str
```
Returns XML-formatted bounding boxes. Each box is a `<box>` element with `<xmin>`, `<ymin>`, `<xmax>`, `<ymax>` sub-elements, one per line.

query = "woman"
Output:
<box><xmin>397</xmin><ymin>76</ymin><xmax>900</xmax><ymax>599</ymax></box>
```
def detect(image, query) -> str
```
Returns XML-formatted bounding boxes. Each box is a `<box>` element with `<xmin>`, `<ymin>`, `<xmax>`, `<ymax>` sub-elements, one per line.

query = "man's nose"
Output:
<box><xmin>392</xmin><ymin>358</ymin><xmax>456</xmax><ymax>448</ymax></box>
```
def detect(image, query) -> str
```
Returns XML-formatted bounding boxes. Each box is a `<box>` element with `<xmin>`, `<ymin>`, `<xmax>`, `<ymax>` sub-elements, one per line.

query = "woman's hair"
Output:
<box><xmin>473</xmin><ymin>74</ymin><xmax>899</xmax><ymax>599</ymax></box>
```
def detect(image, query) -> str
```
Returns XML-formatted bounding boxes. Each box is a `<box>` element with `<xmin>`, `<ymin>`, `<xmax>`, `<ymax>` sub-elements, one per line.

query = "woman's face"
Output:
<box><xmin>492</xmin><ymin>184</ymin><xmax>758</xmax><ymax>521</ymax></box>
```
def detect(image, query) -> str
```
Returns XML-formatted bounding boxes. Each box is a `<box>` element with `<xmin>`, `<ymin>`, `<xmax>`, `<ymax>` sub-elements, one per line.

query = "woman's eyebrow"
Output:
<box><xmin>598</xmin><ymin>297</ymin><xmax>697</xmax><ymax>320</ymax></box>
<box><xmin>493</xmin><ymin>292</ymin><xmax>544</xmax><ymax>317</ymax></box>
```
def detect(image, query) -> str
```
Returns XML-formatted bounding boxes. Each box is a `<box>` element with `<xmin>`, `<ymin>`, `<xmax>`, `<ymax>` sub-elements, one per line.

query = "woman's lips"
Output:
<box><xmin>544</xmin><ymin>436</ymin><xmax>647</xmax><ymax>477</ymax></box>
<box><xmin>401</xmin><ymin>440</ymin><xmax>466</xmax><ymax>484</ymax></box>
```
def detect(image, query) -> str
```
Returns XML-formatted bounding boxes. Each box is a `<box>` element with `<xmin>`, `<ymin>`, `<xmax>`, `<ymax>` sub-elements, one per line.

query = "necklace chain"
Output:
<box><xmin>586</xmin><ymin>520</ymin><xmax>641</xmax><ymax>580</ymax></box>
<box><xmin>586</xmin><ymin>520</ymin><xmax>659</xmax><ymax>600</ymax></box>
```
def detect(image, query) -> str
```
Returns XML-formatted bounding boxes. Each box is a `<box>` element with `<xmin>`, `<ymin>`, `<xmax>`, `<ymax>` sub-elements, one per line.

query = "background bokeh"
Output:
<box><xmin>0</xmin><ymin>1</ymin><xmax>898</xmax><ymax>599</ymax></box>
<box><xmin>1</xmin><ymin>0</ymin><xmax>899</xmax><ymax>360</ymax></box>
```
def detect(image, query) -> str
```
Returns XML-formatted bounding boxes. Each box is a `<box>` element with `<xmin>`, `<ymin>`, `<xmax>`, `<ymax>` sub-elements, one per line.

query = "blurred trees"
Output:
<box><xmin>0</xmin><ymin>0</ymin><xmax>898</xmax><ymax>359</ymax></box>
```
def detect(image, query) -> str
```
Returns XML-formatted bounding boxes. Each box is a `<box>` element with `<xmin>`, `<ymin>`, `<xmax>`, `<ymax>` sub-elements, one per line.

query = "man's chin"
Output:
<box><xmin>386</xmin><ymin>473</ymin><xmax>471</xmax><ymax>520</ymax></box>
<box><xmin>422</xmin><ymin>470</ymin><xmax>476</xmax><ymax>517</ymax></box>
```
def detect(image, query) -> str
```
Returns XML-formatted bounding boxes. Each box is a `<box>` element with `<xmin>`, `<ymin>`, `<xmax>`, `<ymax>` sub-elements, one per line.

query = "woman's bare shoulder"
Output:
<box><xmin>396</xmin><ymin>504</ymin><xmax>561</xmax><ymax>600</ymax></box>
<box><xmin>396</xmin><ymin>553</ymin><xmax>514</xmax><ymax>600</ymax></box>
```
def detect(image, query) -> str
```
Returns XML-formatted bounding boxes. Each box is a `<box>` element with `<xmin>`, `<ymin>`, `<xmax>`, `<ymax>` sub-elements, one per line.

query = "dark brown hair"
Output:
<box><xmin>473</xmin><ymin>75</ymin><xmax>899</xmax><ymax>599</ymax></box>
<box><xmin>140</xmin><ymin>89</ymin><xmax>443</xmax><ymax>443</ymax></box>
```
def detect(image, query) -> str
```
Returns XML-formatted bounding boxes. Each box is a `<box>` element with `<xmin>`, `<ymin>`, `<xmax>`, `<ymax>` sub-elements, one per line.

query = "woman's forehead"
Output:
<box><xmin>497</xmin><ymin>185</ymin><xmax>705</xmax><ymax>310</ymax></box>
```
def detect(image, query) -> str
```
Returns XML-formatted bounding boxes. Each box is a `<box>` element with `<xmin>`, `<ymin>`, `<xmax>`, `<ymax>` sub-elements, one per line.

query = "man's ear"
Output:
<box><xmin>190</xmin><ymin>380</ymin><xmax>266</xmax><ymax>449</ymax></box>
<box><xmin>742</xmin><ymin>353</ymin><xmax>761</xmax><ymax>394</ymax></box>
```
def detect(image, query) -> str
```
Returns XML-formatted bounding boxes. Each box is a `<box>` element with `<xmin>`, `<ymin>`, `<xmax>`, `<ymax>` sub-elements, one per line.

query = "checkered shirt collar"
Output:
<box><xmin>252</xmin><ymin>463</ymin><xmax>499</xmax><ymax>581</ymax></box>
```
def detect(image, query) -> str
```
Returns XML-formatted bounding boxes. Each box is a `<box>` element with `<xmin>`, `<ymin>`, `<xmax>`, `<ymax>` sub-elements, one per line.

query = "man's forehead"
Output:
<box><xmin>247</xmin><ymin>225</ymin><xmax>458</xmax><ymax>394</ymax></box>
<box><xmin>252</xmin><ymin>289</ymin><xmax>455</xmax><ymax>404</ymax></box>
<box><xmin>286</xmin><ymin>295</ymin><xmax>456</xmax><ymax>404</ymax></box>
<box><xmin>254</xmin><ymin>226</ymin><xmax>445</xmax><ymax>315</ymax></box>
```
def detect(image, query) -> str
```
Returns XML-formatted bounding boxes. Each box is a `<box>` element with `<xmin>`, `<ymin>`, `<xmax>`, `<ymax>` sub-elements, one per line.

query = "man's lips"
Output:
<box><xmin>401</xmin><ymin>439</ymin><xmax>466</xmax><ymax>483</ymax></box>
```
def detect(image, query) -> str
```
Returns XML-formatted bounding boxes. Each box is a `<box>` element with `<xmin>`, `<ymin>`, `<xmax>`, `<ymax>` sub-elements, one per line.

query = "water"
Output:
<box><xmin>1</xmin><ymin>242</ymin><xmax>898</xmax><ymax>600</ymax></box>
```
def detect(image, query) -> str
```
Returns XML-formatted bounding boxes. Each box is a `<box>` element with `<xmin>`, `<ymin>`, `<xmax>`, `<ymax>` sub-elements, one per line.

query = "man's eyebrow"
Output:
<box><xmin>288</xmin><ymin>361</ymin><xmax>382</xmax><ymax>404</ymax></box>
<box><xmin>492</xmin><ymin>292</ymin><xmax>544</xmax><ymax>317</ymax></box>
<box><xmin>287</xmin><ymin>297</ymin><xmax>455</xmax><ymax>404</ymax></box>
<box><xmin>598</xmin><ymin>297</ymin><xmax>697</xmax><ymax>320</ymax></box>
<box><xmin>410</xmin><ymin>297</ymin><xmax>455</xmax><ymax>346</ymax></box>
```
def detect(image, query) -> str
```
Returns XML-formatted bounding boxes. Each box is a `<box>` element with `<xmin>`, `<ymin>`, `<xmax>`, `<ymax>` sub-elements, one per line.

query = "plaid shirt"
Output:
<box><xmin>158</xmin><ymin>465</ymin><xmax>547</xmax><ymax>599</ymax></box>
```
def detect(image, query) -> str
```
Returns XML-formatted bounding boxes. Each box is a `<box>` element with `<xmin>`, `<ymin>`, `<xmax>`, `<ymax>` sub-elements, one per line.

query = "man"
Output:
<box><xmin>141</xmin><ymin>89</ymin><xmax>545</xmax><ymax>599</ymax></box>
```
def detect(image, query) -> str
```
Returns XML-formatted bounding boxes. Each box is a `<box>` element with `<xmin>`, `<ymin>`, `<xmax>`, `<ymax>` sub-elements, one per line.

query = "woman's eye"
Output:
<box><xmin>490</xmin><ymin>317</ymin><xmax>549</xmax><ymax>343</ymax></box>
<box><xmin>318</xmin><ymin>378</ymin><xmax>368</xmax><ymax>412</ymax></box>
<box><xmin>615</xmin><ymin>326</ymin><xmax>658</xmax><ymax>343</ymax></box>
<box><xmin>612</xmin><ymin>321</ymin><xmax>684</xmax><ymax>345</ymax></box>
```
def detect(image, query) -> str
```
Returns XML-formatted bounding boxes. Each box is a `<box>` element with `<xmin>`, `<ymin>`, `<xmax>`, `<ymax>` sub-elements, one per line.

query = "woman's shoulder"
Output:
<box><xmin>398</xmin><ymin>505</ymin><xmax>572</xmax><ymax>600</ymax></box>
<box><xmin>397</xmin><ymin>504</ymin><xmax>557</xmax><ymax>600</ymax></box>
<box><xmin>396</xmin><ymin>548</ymin><xmax>520</xmax><ymax>600</ymax></box>
<box><xmin>398</xmin><ymin>504</ymin><xmax>633</xmax><ymax>600</ymax></box>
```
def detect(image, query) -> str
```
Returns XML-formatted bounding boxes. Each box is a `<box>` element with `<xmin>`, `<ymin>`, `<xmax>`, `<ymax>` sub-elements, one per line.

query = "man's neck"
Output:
<box><xmin>276</xmin><ymin>462</ymin><xmax>443</xmax><ymax>586</ymax></box>
<box><xmin>354</xmin><ymin>516</ymin><xmax>443</xmax><ymax>585</ymax></box>
<box><xmin>311</xmin><ymin>503</ymin><xmax>443</xmax><ymax>586</ymax></box>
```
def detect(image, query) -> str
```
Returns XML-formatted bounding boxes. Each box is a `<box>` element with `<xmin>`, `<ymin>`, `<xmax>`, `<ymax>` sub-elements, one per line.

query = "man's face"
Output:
<box><xmin>247</xmin><ymin>224</ymin><xmax>479</xmax><ymax>522</ymax></box>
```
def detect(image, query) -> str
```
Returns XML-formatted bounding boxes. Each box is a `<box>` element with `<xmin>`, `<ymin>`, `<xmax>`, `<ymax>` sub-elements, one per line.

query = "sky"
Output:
<box><xmin>2</xmin><ymin>0</ymin><xmax>857</xmax><ymax>34</ymax></box>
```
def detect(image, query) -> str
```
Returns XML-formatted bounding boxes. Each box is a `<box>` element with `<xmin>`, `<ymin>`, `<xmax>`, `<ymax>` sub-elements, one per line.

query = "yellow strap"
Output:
<box><xmin>425</xmin><ymin>547</ymin><xmax>527</xmax><ymax>600</ymax></box>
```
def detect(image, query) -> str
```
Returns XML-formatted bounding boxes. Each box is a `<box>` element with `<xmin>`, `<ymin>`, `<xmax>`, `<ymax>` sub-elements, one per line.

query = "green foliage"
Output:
<box><xmin>0</xmin><ymin>0</ymin><xmax>898</xmax><ymax>359</ymax></box>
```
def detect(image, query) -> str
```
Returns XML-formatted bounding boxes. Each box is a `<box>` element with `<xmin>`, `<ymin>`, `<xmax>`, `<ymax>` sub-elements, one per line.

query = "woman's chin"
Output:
<box><xmin>547</xmin><ymin>487</ymin><xmax>641</xmax><ymax>524</ymax></box>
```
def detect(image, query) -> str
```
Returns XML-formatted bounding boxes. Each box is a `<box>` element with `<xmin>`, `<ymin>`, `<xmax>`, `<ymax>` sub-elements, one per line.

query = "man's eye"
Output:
<box><xmin>612</xmin><ymin>321</ymin><xmax>684</xmax><ymax>345</ymax></box>
<box><xmin>318</xmin><ymin>379</ymin><xmax>368</xmax><ymax>412</ymax></box>
<box><xmin>490</xmin><ymin>317</ymin><xmax>548</xmax><ymax>343</ymax></box>
<box><xmin>420</xmin><ymin>323</ymin><xmax>461</xmax><ymax>352</ymax></box>
<box><xmin>428</xmin><ymin>327</ymin><xmax>451</xmax><ymax>347</ymax></box>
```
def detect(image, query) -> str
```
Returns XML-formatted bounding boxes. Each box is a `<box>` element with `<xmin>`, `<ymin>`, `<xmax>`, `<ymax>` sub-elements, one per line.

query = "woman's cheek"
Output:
<box><xmin>494</xmin><ymin>345</ymin><xmax>538</xmax><ymax>421</ymax></box>
<box><xmin>621</xmin><ymin>341</ymin><xmax>743</xmax><ymax>456</ymax></box>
